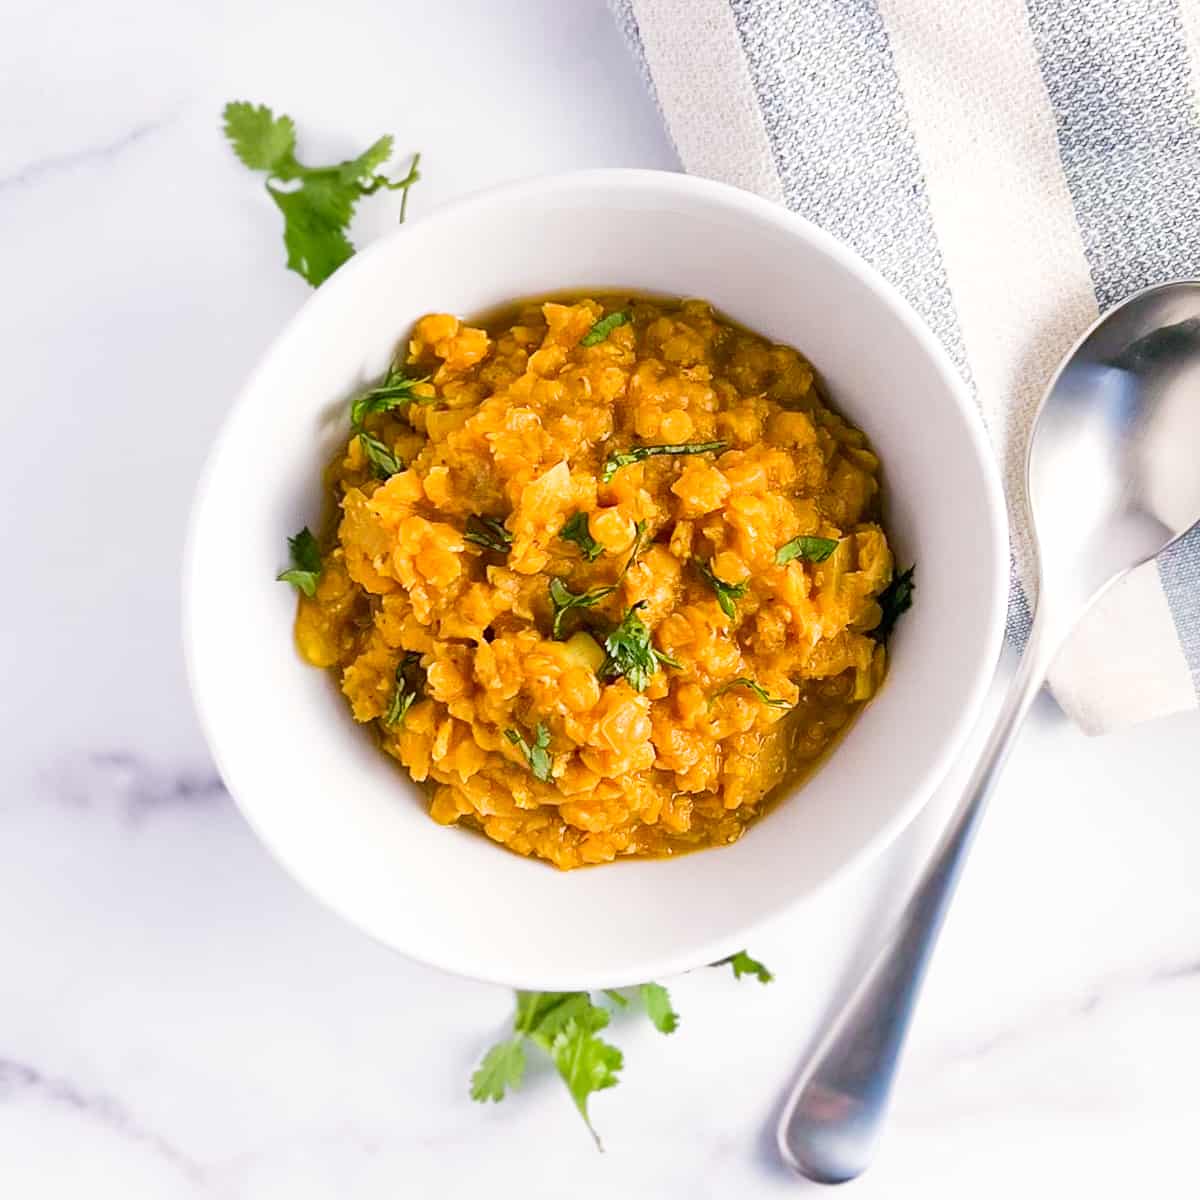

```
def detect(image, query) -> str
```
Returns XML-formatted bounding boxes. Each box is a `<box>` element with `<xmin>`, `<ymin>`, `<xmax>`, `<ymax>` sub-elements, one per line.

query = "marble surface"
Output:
<box><xmin>3</xmin><ymin>1</ymin><xmax>1199</xmax><ymax>1195</ymax></box>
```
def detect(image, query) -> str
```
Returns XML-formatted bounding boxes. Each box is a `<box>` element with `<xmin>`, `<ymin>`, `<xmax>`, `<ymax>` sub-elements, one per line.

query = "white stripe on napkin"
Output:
<box><xmin>872</xmin><ymin>0</ymin><xmax>1096</xmax><ymax>601</ymax></box>
<box><xmin>629</xmin><ymin>0</ymin><xmax>784</xmax><ymax>202</ymax></box>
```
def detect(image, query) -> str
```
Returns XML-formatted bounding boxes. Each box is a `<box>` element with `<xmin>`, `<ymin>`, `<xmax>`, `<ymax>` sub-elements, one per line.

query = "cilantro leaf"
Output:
<box><xmin>350</xmin><ymin>366</ymin><xmax>432</xmax><ymax>429</ymax></box>
<box><xmin>222</xmin><ymin>101</ymin><xmax>421</xmax><ymax>286</ymax></box>
<box><xmin>268</xmin><ymin>177</ymin><xmax>357</xmax><ymax>286</ymax></box>
<box><xmin>223</xmin><ymin>102</ymin><xmax>297</xmax><ymax>172</ymax></box>
<box><xmin>548</xmin><ymin>577</ymin><xmax>616</xmax><ymax>639</ymax></box>
<box><xmin>277</xmin><ymin>526</ymin><xmax>322</xmax><ymax>596</ymax></box>
<box><xmin>776</xmin><ymin>535</ymin><xmax>839</xmax><ymax>565</ymax></box>
<box><xmin>580</xmin><ymin>310</ymin><xmax>630</xmax><ymax>347</ymax></box>
<box><xmin>464</xmin><ymin>515</ymin><xmax>512</xmax><ymax>554</ymax></box>
<box><xmin>382</xmin><ymin>652</ymin><xmax>423</xmax><ymax>728</ymax></box>
<box><xmin>600</xmin><ymin>602</ymin><xmax>678</xmax><ymax>692</ymax></box>
<box><xmin>544</xmin><ymin>1014</ymin><xmax>623</xmax><ymax>1146</ymax></box>
<box><xmin>601</xmin><ymin>440</ymin><xmax>727</xmax><ymax>485</ymax></box>
<box><xmin>711</xmin><ymin>677</ymin><xmax>790</xmax><ymax>709</ymax></box>
<box><xmin>358</xmin><ymin>432</ymin><xmax>404</xmax><ymax>479</ymax></box>
<box><xmin>469</xmin><ymin>1037</ymin><xmax>526</xmax><ymax>1103</ymax></box>
<box><xmin>694</xmin><ymin>558</ymin><xmax>749</xmax><ymax>620</ymax></box>
<box><xmin>505</xmin><ymin>723</ymin><xmax>553</xmax><ymax>782</ymax></box>
<box><xmin>874</xmin><ymin>564</ymin><xmax>915</xmax><ymax>643</ymax></box>
<box><xmin>718</xmin><ymin>950</ymin><xmax>774</xmax><ymax>984</ymax></box>
<box><xmin>638</xmin><ymin>983</ymin><xmax>679</xmax><ymax>1034</ymax></box>
<box><xmin>560</xmin><ymin>511</ymin><xmax>604</xmax><ymax>561</ymax></box>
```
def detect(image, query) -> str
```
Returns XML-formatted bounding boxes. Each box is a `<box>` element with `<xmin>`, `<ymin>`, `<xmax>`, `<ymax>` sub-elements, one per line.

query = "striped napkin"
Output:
<box><xmin>611</xmin><ymin>0</ymin><xmax>1200</xmax><ymax>734</ymax></box>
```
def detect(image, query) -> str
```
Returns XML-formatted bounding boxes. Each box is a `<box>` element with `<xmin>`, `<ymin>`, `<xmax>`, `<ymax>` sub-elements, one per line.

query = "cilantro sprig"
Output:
<box><xmin>873</xmin><ymin>564</ymin><xmax>916</xmax><ymax>643</ymax></box>
<box><xmin>694</xmin><ymin>558</ymin><xmax>749</xmax><ymax>620</ymax></box>
<box><xmin>471</xmin><ymin>957</ymin><xmax>768</xmax><ymax>1145</ymax></box>
<box><xmin>559</xmin><ymin>511</ymin><xmax>605</xmax><ymax>561</ymax></box>
<box><xmin>600</xmin><ymin>441</ymin><xmax>728</xmax><ymax>485</ymax></box>
<box><xmin>277</xmin><ymin>527</ymin><xmax>322</xmax><ymax>596</ymax></box>
<box><xmin>601</xmin><ymin>602</ymin><xmax>680</xmax><ymax>692</ymax></box>
<box><xmin>505</xmin><ymin>723</ymin><xmax>553</xmax><ymax>782</ymax></box>
<box><xmin>776</xmin><ymin>534</ymin><xmax>839</xmax><ymax>565</ymax></box>
<box><xmin>580</xmin><ymin>310</ymin><xmax>630</xmax><ymax>347</ymax></box>
<box><xmin>223</xmin><ymin>101</ymin><xmax>421</xmax><ymax>286</ymax></box>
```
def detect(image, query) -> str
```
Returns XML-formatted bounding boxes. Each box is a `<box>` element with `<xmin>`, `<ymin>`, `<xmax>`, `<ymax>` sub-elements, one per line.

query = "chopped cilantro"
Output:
<box><xmin>358</xmin><ymin>431</ymin><xmax>403</xmax><ymax>479</ymax></box>
<box><xmin>711</xmin><ymin>678</ymin><xmax>790</xmax><ymax>709</ymax></box>
<box><xmin>600</xmin><ymin>440</ymin><xmax>728</xmax><ymax>484</ymax></box>
<box><xmin>775</xmin><ymin>535</ymin><xmax>839</xmax><ymax>565</ymax></box>
<box><xmin>505</xmin><ymin>723</ymin><xmax>553</xmax><ymax>782</ymax></box>
<box><xmin>694</xmin><ymin>558</ymin><xmax>749</xmax><ymax>620</ymax></box>
<box><xmin>382</xmin><ymin>652</ymin><xmax>423</xmax><ymax>728</ymax></box>
<box><xmin>463</xmin><ymin>515</ymin><xmax>512</xmax><ymax>554</ymax></box>
<box><xmin>548</xmin><ymin>578</ymin><xmax>617</xmax><ymax>640</ymax></box>
<box><xmin>580</xmin><ymin>310</ymin><xmax>630</xmax><ymax>347</ymax></box>
<box><xmin>559</xmin><ymin>511</ymin><xmax>605</xmax><ymax>561</ymax></box>
<box><xmin>600</xmin><ymin>602</ymin><xmax>678</xmax><ymax>692</ymax></box>
<box><xmin>873</xmin><ymin>564</ymin><xmax>915</xmax><ymax>642</ymax></box>
<box><xmin>276</xmin><ymin>526</ymin><xmax>322</xmax><ymax>596</ymax></box>
<box><xmin>350</xmin><ymin>366</ymin><xmax>431</xmax><ymax>429</ymax></box>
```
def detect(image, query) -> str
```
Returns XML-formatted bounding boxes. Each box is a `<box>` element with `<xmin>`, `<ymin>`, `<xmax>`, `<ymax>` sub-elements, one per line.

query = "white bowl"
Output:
<box><xmin>185</xmin><ymin>170</ymin><xmax>1007</xmax><ymax>990</ymax></box>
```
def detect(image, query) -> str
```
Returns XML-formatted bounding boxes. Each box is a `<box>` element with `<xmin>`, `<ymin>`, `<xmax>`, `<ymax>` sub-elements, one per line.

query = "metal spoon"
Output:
<box><xmin>777</xmin><ymin>281</ymin><xmax>1200</xmax><ymax>1184</ymax></box>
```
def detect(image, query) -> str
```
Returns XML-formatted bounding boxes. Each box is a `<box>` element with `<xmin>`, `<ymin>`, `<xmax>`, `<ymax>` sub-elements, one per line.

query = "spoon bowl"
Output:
<box><xmin>778</xmin><ymin>280</ymin><xmax>1200</xmax><ymax>1184</ymax></box>
<box><xmin>1030</xmin><ymin>281</ymin><xmax>1200</xmax><ymax>632</ymax></box>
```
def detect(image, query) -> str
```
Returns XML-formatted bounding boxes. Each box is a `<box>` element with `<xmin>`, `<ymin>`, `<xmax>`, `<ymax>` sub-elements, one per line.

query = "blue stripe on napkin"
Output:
<box><xmin>728</xmin><ymin>0</ymin><xmax>973</xmax><ymax>386</ymax></box>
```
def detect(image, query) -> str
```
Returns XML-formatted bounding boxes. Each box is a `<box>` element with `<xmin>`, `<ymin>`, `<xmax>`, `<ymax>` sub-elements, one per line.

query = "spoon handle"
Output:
<box><xmin>776</xmin><ymin>639</ymin><xmax>1051</xmax><ymax>1184</ymax></box>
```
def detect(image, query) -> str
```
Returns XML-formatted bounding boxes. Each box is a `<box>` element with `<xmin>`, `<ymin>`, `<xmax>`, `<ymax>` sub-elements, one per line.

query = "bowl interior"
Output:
<box><xmin>186</xmin><ymin>172</ymin><xmax>1006</xmax><ymax>989</ymax></box>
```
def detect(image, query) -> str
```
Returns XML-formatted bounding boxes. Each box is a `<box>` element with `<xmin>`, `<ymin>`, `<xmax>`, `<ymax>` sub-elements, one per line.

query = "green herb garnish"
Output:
<box><xmin>623</xmin><ymin>519</ymin><xmax>649</xmax><ymax>576</ymax></box>
<box><xmin>505</xmin><ymin>723</ymin><xmax>553</xmax><ymax>782</ymax></box>
<box><xmin>580</xmin><ymin>310</ymin><xmax>630</xmax><ymax>347</ymax></box>
<box><xmin>382</xmin><ymin>652</ymin><xmax>423</xmax><ymax>728</ymax></box>
<box><xmin>223</xmin><ymin>102</ymin><xmax>420</xmax><ymax>287</ymax></box>
<box><xmin>358</xmin><ymin>431</ymin><xmax>403</xmax><ymax>479</ymax></box>
<box><xmin>711</xmin><ymin>678</ymin><xmax>790</xmax><ymax>709</ymax></box>
<box><xmin>549</xmin><ymin>578</ymin><xmax>617</xmax><ymax>639</ymax></box>
<box><xmin>775</xmin><ymin>535</ymin><xmax>840</xmax><ymax>565</ymax></box>
<box><xmin>600</xmin><ymin>602</ymin><xmax>678</xmax><ymax>692</ymax></box>
<box><xmin>559</xmin><ymin>511</ymin><xmax>605</xmax><ymax>561</ymax></box>
<box><xmin>694</xmin><ymin>558</ymin><xmax>749</xmax><ymax>620</ymax></box>
<box><xmin>873</xmin><ymin>564</ymin><xmax>915</xmax><ymax>643</ymax></box>
<box><xmin>636</xmin><ymin>983</ymin><xmax>680</xmax><ymax>1034</ymax></box>
<box><xmin>470</xmin><ymin>964</ymin><xmax>768</xmax><ymax>1145</ymax></box>
<box><xmin>276</xmin><ymin>526</ymin><xmax>322</xmax><ymax>596</ymax></box>
<box><xmin>463</xmin><ymin>515</ymin><xmax>513</xmax><ymax>554</ymax></box>
<box><xmin>350</xmin><ymin>366</ymin><xmax>431</xmax><ymax>429</ymax></box>
<box><xmin>600</xmin><ymin>440</ymin><xmax>728</xmax><ymax>485</ymax></box>
<box><xmin>717</xmin><ymin>950</ymin><xmax>774</xmax><ymax>984</ymax></box>
<box><xmin>470</xmin><ymin>991</ymin><xmax>628</xmax><ymax>1148</ymax></box>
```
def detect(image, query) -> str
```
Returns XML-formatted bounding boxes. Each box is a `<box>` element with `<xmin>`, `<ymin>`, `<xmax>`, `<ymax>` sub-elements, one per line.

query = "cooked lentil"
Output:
<box><xmin>292</xmin><ymin>297</ymin><xmax>896</xmax><ymax>869</ymax></box>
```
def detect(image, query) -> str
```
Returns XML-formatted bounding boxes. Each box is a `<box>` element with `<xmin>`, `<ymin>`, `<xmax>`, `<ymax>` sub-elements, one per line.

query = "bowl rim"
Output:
<box><xmin>183</xmin><ymin>167</ymin><xmax>1009</xmax><ymax>987</ymax></box>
